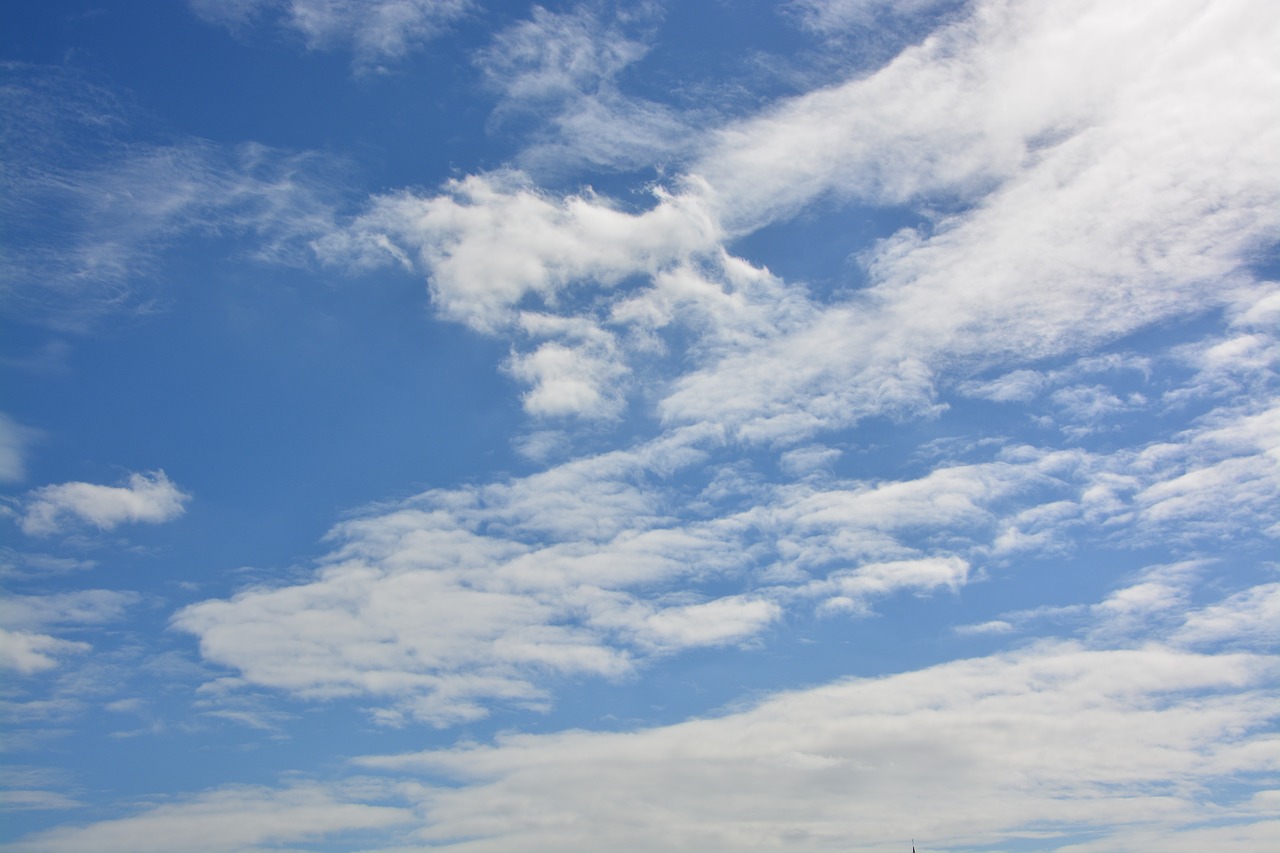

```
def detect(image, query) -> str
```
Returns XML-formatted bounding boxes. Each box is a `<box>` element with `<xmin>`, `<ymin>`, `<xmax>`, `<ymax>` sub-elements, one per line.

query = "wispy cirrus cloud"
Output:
<box><xmin>0</xmin><ymin>414</ymin><xmax>38</xmax><ymax>484</ymax></box>
<box><xmin>0</xmin><ymin>66</ymin><xmax>345</xmax><ymax>332</ymax></box>
<box><xmin>0</xmin><ymin>589</ymin><xmax>139</xmax><ymax>674</ymax></box>
<box><xmin>476</xmin><ymin>3</ymin><xmax>694</xmax><ymax>175</ymax></box>
<box><xmin>189</xmin><ymin>0</ymin><xmax>471</xmax><ymax>70</ymax></box>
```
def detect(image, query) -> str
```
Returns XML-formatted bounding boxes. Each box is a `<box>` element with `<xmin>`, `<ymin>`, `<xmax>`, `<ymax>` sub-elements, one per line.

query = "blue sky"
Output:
<box><xmin>2</xmin><ymin>1</ymin><xmax>1278</xmax><ymax>850</ymax></box>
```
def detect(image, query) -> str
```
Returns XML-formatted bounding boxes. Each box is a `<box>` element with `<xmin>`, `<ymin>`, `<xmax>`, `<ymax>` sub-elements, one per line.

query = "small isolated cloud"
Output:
<box><xmin>954</xmin><ymin>619</ymin><xmax>1015</xmax><ymax>636</ymax></box>
<box><xmin>779</xmin><ymin>444</ymin><xmax>841</xmax><ymax>476</ymax></box>
<box><xmin>0</xmin><ymin>413</ymin><xmax>39</xmax><ymax>483</ymax></box>
<box><xmin>19</xmin><ymin>471</ymin><xmax>190</xmax><ymax>537</ymax></box>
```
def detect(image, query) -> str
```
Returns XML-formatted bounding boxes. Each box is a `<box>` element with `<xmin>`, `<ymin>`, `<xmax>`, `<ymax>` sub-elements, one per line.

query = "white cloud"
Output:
<box><xmin>811</xmin><ymin>556</ymin><xmax>969</xmax><ymax>615</ymax></box>
<box><xmin>171</xmin><ymin>431</ymin><xmax>1097</xmax><ymax>724</ymax></box>
<box><xmin>954</xmin><ymin>618</ymin><xmax>1014</xmax><ymax>636</ymax></box>
<box><xmin>476</xmin><ymin>4</ymin><xmax>692</xmax><ymax>174</ymax></box>
<box><xmin>189</xmin><ymin>0</ymin><xmax>470</xmax><ymax>69</ymax></box>
<box><xmin>1127</xmin><ymin>403</ymin><xmax>1280</xmax><ymax>543</ymax></box>
<box><xmin>778</xmin><ymin>444</ymin><xmax>841</xmax><ymax>476</ymax></box>
<box><xmin>0</xmin><ymin>590</ymin><xmax>140</xmax><ymax>632</ymax></box>
<box><xmin>318</xmin><ymin>172</ymin><xmax>720</xmax><ymax>334</ymax></box>
<box><xmin>0</xmin><ymin>789</ymin><xmax>83</xmax><ymax>812</ymax></box>
<box><xmin>19</xmin><ymin>471</ymin><xmax>190</xmax><ymax>537</ymax></box>
<box><xmin>171</xmin><ymin>372</ymin><xmax>1278</xmax><ymax>728</ymax></box>
<box><xmin>0</xmin><ymin>629</ymin><xmax>89</xmax><ymax>675</ymax></box>
<box><xmin>1</xmin><ymin>67</ymin><xmax>342</xmax><ymax>331</ymax></box>
<box><xmin>0</xmin><ymin>549</ymin><xmax>97</xmax><ymax>580</ymax></box>
<box><xmin>354</xmin><ymin>610</ymin><xmax>1279</xmax><ymax>852</ymax></box>
<box><xmin>321</xmin><ymin>0</ymin><xmax>1279</xmax><ymax>447</ymax></box>
<box><xmin>0</xmin><ymin>414</ymin><xmax>38</xmax><ymax>484</ymax></box>
<box><xmin>507</xmin><ymin>313</ymin><xmax>630</xmax><ymax>420</ymax></box>
<box><xmin>958</xmin><ymin>368</ymin><xmax>1048</xmax><ymax>403</ymax></box>
<box><xmin>790</xmin><ymin>0</ymin><xmax>960</xmax><ymax>35</ymax></box>
<box><xmin>1</xmin><ymin>780</ymin><xmax>414</xmax><ymax>853</ymax></box>
<box><xmin>1177</xmin><ymin>583</ymin><xmax>1280</xmax><ymax>649</ymax></box>
<box><xmin>0</xmin><ymin>589</ymin><xmax>138</xmax><ymax>674</ymax></box>
<box><xmin>18</xmin><ymin>574</ymin><xmax>1278</xmax><ymax>852</ymax></box>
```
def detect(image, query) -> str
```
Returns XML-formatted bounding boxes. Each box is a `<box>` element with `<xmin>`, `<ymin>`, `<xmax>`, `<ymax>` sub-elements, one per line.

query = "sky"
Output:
<box><xmin>1</xmin><ymin>0</ymin><xmax>1278</xmax><ymax>851</ymax></box>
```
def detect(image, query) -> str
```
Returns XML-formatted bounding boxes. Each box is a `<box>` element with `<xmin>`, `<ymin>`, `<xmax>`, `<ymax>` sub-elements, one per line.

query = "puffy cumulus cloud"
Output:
<box><xmin>317</xmin><ymin>173</ymin><xmax>726</xmax><ymax>415</ymax></box>
<box><xmin>318</xmin><ymin>171</ymin><xmax>720</xmax><ymax>334</ymax></box>
<box><xmin>507</xmin><ymin>313</ymin><xmax>630</xmax><ymax>420</ymax></box>
<box><xmin>19</xmin><ymin>471</ymin><xmax>190</xmax><ymax>537</ymax></box>
<box><xmin>1</xmin><ymin>779</ymin><xmax>415</xmax><ymax>853</ymax></box>
<box><xmin>354</xmin><ymin>585</ymin><xmax>1280</xmax><ymax>853</ymax></box>
<box><xmin>189</xmin><ymin>0</ymin><xmax>470</xmax><ymax>69</ymax></box>
<box><xmin>1</xmin><ymin>66</ymin><xmax>343</xmax><ymax>331</ymax></box>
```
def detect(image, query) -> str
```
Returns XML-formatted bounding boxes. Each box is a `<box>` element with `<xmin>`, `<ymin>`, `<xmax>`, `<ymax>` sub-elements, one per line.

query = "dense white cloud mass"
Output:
<box><xmin>357</xmin><ymin>647</ymin><xmax>1277</xmax><ymax>852</ymax></box>
<box><xmin>19</xmin><ymin>575</ymin><xmax>1279</xmax><ymax>852</ymax></box>
<box><xmin>348</xmin><ymin>573</ymin><xmax>1271</xmax><ymax>852</ymax></box>
<box><xmin>19</xmin><ymin>471</ymin><xmax>190</xmax><ymax>536</ymax></box>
